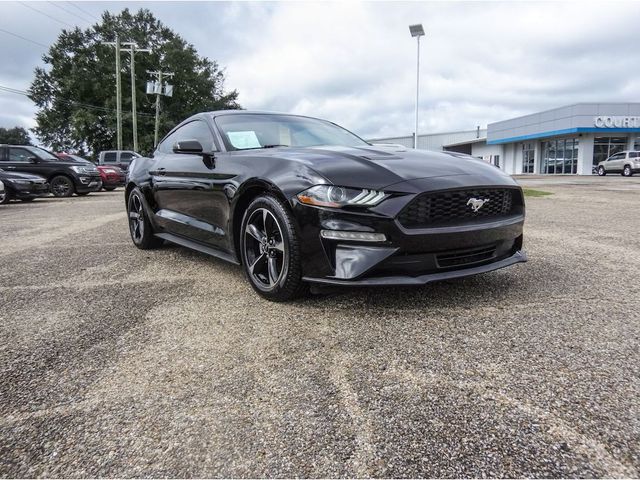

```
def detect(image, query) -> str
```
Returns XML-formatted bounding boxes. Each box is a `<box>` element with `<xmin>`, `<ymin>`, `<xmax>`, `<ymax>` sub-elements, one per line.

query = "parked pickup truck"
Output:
<box><xmin>0</xmin><ymin>145</ymin><xmax>102</xmax><ymax>197</ymax></box>
<box><xmin>97</xmin><ymin>150</ymin><xmax>141</xmax><ymax>171</ymax></box>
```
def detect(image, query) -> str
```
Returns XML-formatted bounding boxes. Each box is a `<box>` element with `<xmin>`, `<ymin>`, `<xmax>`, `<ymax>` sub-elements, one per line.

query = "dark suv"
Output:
<box><xmin>0</xmin><ymin>145</ymin><xmax>102</xmax><ymax>197</ymax></box>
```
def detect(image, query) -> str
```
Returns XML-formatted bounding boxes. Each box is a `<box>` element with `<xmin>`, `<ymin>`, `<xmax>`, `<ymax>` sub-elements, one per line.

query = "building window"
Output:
<box><xmin>522</xmin><ymin>142</ymin><xmax>534</xmax><ymax>173</ymax></box>
<box><xmin>541</xmin><ymin>138</ymin><xmax>578</xmax><ymax>174</ymax></box>
<box><xmin>593</xmin><ymin>137</ymin><xmax>627</xmax><ymax>167</ymax></box>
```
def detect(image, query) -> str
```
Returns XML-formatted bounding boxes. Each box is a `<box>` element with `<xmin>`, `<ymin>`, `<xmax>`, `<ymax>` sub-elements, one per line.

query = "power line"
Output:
<box><xmin>18</xmin><ymin>1</ymin><xmax>76</xmax><ymax>28</ymax></box>
<box><xmin>67</xmin><ymin>1</ymin><xmax>100</xmax><ymax>21</ymax></box>
<box><xmin>0</xmin><ymin>28</ymin><xmax>48</xmax><ymax>48</ymax></box>
<box><xmin>0</xmin><ymin>84</ymin><xmax>155</xmax><ymax>117</ymax></box>
<box><xmin>48</xmin><ymin>1</ymin><xmax>93</xmax><ymax>24</ymax></box>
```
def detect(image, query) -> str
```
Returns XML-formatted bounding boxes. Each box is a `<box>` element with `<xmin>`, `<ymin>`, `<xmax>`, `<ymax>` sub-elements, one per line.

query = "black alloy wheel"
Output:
<box><xmin>598</xmin><ymin>166</ymin><xmax>606</xmax><ymax>176</ymax></box>
<box><xmin>623</xmin><ymin>165</ymin><xmax>633</xmax><ymax>177</ymax></box>
<box><xmin>127</xmin><ymin>188</ymin><xmax>163</xmax><ymax>249</ymax></box>
<box><xmin>50</xmin><ymin>175</ymin><xmax>75</xmax><ymax>197</ymax></box>
<box><xmin>240</xmin><ymin>195</ymin><xmax>306</xmax><ymax>301</ymax></box>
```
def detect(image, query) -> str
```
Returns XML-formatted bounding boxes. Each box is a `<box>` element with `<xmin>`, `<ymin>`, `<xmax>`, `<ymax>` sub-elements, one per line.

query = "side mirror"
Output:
<box><xmin>28</xmin><ymin>156</ymin><xmax>39</xmax><ymax>164</ymax></box>
<box><xmin>173</xmin><ymin>139</ymin><xmax>203</xmax><ymax>154</ymax></box>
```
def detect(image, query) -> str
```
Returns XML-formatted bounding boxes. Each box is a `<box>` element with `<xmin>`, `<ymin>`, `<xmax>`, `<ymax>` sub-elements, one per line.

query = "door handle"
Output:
<box><xmin>5</xmin><ymin>166</ymin><xmax>15</xmax><ymax>170</ymax></box>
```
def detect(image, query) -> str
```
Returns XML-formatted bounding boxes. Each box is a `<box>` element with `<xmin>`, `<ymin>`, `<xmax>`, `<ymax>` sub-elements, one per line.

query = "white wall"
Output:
<box><xmin>470</xmin><ymin>143</ymin><xmax>504</xmax><ymax>170</ymax></box>
<box><xmin>577</xmin><ymin>134</ymin><xmax>595</xmax><ymax>175</ymax></box>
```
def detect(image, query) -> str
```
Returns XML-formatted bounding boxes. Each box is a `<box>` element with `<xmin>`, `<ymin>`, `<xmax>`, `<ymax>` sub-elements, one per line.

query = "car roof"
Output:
<box><xmin>194</xmin><ymin>110</ymin><xmax>332</xmax><ymax>123</ymax></box>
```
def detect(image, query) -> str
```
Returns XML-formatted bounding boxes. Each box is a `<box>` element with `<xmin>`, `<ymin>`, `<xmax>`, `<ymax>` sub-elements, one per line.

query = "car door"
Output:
<box><xmin>151</xmin><ymin>119</ymin><xmax>234</xmax><ymax>250</ymax></box>
<box><xmin>3</xmin><ymin>146</ymin><xmax>45</xmax><ymax>176</ymax></box>
<box><xmin>607</xmin><ymin>152</ymin><xmax>624</xmax><ymax>172</ymax></box>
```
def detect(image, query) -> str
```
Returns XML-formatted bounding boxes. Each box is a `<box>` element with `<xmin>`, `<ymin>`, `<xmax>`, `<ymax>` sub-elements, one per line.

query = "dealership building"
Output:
<box><xmin>369</xmin><ymin>103</ymin><xmax>640</xmax><ymax>175</ymax></box>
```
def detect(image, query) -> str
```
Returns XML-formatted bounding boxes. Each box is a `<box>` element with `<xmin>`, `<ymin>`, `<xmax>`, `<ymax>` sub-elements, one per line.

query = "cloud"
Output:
<box><xmin>1</xmin><ymin>1</ymin><xmax>639</xmax><ymax>142</ymax></box>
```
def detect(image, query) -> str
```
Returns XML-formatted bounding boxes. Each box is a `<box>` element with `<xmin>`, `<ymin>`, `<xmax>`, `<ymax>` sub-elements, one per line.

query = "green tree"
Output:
<box><xmin>0</xmin><ymin>126</ymin><xmax>32</xmax><ymax>145</ymax></box>
<box><xmin>29</xmin><ymin>8</ymin><xmax>240</xmax><ymax>155</ymax></box>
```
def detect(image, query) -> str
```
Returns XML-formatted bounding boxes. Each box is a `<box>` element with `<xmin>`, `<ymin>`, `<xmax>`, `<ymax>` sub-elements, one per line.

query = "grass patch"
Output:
<box><xmin>523</xmin><ymin>188</ymin><xmax>553</xmax><ymax>197</ymax></box>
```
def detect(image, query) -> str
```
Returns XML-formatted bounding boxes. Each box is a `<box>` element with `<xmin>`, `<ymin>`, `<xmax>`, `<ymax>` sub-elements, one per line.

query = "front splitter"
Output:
<box><xmin>303</xmin><ymin>250</ymin><xmax>527</xmax><ymax>286</ymax></box>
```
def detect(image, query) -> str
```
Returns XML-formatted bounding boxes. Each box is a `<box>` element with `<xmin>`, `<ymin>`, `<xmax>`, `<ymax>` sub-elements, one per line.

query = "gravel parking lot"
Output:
<box><xmin>1</xmin><ymin>177</ymin><xmax>639</xmax><ymax>478</ymax></box>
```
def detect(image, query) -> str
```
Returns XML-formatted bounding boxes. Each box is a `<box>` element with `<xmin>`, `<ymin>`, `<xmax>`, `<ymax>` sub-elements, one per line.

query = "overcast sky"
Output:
<box><xmin>1</xmin><ymin>0</ymin><xmax>640</xmax><ymax>141</ymax></box>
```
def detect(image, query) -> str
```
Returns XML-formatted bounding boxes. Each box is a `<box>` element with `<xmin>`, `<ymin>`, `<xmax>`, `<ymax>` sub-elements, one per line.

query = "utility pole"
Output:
<box><xmin>147</xmin><ymin>70</ymin><xmax>174</xmax><ymax>147</ymax></box>
<box><xmin>121</xmin><ymin>42</ymin><xmax>150</xmax><ymax>152</ymax></box>
<box><xmin>103</xmin><ymin>35</ymin><xmax>123</xmax><ymax>150</ymax></box>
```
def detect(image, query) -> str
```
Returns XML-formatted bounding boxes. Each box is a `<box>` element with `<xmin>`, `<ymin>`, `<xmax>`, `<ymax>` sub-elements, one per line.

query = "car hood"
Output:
<box><xmin>0</xmin><ymin>171</ymin><xmax>47</xmax><ymax>181</ymax></box>
<box><xmin>248</xmin><ymin>145</ymin><xmax>513</xmax><ymax>190</ymax></box>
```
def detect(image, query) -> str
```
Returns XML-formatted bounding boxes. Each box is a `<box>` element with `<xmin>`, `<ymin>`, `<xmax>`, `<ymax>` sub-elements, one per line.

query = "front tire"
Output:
<box><xmin>623</xmin><ymin>165</ymin><xmax>633</xmax><ymax>177</ymax></box>
<box><xmin>127</xmin><ymin>188</ymin><xmax>163</xmax><ymax>250</ymax></box>
<box><xmin>50</xmin><ymin>175</ymin><xmax>75</xmax><ymax>197</ymax></box>
<box><xmin>598</xmin><ymin>166</ymin><xmax>606</xmax><ymax>176</ymax></box>
<box><xmin>240</xmin><ymin>195</ymin><xmax>307</xmax><ymax>301</ymax></box>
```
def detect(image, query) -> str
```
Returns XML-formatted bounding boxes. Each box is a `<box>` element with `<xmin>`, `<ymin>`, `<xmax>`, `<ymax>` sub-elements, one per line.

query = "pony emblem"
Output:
<box><xmin>467</xmin><ymin>197</ymin><xmax>489</xmax><ymax>212</ymax></box>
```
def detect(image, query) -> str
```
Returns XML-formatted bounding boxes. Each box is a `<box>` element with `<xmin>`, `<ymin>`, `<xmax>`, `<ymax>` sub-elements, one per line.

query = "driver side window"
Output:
<box><xmin>9</xmin><ymin>148</ymin><xmax>33</xmax><ymax>162</ymax></box>
<box><xmin>158</xmin><ymin>120</ymin><xmax>216</xmax><ymax>154</ymax></box>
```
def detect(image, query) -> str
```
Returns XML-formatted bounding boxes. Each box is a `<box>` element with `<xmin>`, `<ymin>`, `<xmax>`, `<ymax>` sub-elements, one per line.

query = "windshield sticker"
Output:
<box><xmin>227</xmin><ymin>131</ymin><xmax>261</xmax><ymax>149</ymax></box>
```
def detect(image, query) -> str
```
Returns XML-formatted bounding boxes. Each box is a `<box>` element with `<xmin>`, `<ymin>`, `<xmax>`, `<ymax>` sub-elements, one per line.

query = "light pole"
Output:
<box><xmin>409</xmin><ymin>24</ymin><xmax>425</xmax><ymax>149</ymax></box>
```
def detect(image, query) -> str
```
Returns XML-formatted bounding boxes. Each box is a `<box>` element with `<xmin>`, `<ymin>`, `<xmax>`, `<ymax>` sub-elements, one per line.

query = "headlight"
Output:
<box><xmin>12</xmin><ymin>179</ymin><xmax>32</xmax><ymax>185</ymax></box>
<box><xmin>70</xmin><ymin>165</ymin><xmax>98</xmax><ymax>174</ymax></box>
<box><xmin>102</xmin><ymin>168</ymin><xmax>117</xmax><ymax>174</ymax></box>
<box><xmin>297</xmin><ymin>185</ymin><xmax>387</xmax><ymax>208</ymax></box>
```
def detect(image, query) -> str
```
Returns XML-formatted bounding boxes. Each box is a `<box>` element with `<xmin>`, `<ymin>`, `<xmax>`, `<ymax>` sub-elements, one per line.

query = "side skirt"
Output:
<box><xmin>155</xmin><ymin>232</ymin><xmax>240</xmax><ymax>265</ymax></box>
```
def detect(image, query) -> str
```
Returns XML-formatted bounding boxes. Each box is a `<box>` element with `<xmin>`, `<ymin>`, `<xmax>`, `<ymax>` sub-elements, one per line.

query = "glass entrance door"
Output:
<box><xmin>522</xmin><ymin>143</ymin><xmax>534</xmax><ymax>173</ymax></box>
<box><xmin>541</xmin><ymin>138</ymin><xmax>578</xmax><ymax>174</ymax></box>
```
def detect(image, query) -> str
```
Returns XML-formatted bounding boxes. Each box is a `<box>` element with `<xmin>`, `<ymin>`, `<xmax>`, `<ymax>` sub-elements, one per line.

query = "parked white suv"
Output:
<box><xmin>97</xmin><ymin>150</ymin><xmax>141</xmax><ymax>172</ymax></box>
<box><xmin>597</xmin><ymin>151</ymin><xmax>640</xmax><ymax>177</ymax></box>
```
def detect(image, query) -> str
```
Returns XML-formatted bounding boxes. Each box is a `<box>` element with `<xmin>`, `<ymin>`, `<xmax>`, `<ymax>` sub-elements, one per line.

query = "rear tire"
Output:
<box><xmin>50</xmin><ymin>175</ymin><xmax>75</xmax><ymax>197</ymax></box>
<box><xmin>127</xmin><ymin>188</ymin><xmax>164</xmax><ymax>250</ymax></box>
<box><xmin>240</xmin><ymin>194</ymin><xmax>307</xmax><ymax>301</ymax></box>
<box><xmin>598</xmin><ymin>166</ymin><xmax>606</xmax><ymax>176</ymax></box>
<box><xmin>623</xmin><ymin>165</ymin><xmax>633</xmax><ymax>177</ymax></box>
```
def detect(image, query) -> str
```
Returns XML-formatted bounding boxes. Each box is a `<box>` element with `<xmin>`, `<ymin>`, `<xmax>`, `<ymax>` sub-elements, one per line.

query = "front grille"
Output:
<box><xmin>436</xmin><ymin>246</ymin><xmax>496</xmax><ymax>269</ymax></box>
<box><xmin>397</xmin><ymin>188</ymin><xmax>521</xmax><ymax>228</ymax></box>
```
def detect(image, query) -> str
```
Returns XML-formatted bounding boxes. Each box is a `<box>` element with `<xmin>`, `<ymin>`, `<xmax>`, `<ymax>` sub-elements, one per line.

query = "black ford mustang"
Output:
<box><xmin>125</xmin><ymin>111</ymin><xmax>526</xmax><ymax>301</ymax></box>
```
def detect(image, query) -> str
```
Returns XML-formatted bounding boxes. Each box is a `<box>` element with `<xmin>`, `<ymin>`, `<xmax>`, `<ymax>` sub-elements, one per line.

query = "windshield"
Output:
<box><xmin>214</xmin><ymin>114</ymin><xmax>369</xmax><ymax>151</ymax></box>
<box><xmin>25</xmin><ymin>146</ymin><xmax>59</xmax><ymax>161</ymax></box>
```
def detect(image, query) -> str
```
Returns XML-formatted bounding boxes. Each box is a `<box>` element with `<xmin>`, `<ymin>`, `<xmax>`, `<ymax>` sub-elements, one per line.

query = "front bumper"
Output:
<box><xmin>10</xmin><ymin>181</ymin><xmax>50</xmax><ymax>199</ymax></box>
<box><xmin>76</xmin><ymin>175</ymin><xmax>102</xmax><ymax>192</ymax></box>
<box><xmin>291</xmin><ymin>179</ymin><xmax>527</xmax><ymax>286</ymax></box>
<box><xmin>100</xmin><ymin>173</ymin><xmax>126</xmax><ymax>187</ymax></box>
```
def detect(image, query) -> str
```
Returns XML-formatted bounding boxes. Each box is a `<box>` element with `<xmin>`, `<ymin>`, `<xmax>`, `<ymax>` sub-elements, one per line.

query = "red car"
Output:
<box><xmin>96</xmin><ymin>165</ymin><xmax>126</xmax><ymax>191</ymax></box>
<box><xmin>56</xmin><ymin>153</ymin><xmax>126</xmax><ymax>191</ymax></box>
